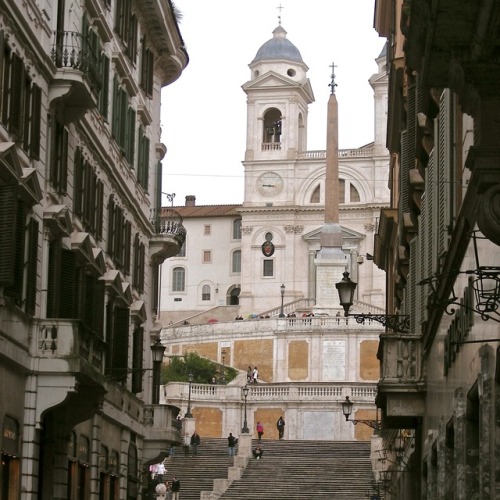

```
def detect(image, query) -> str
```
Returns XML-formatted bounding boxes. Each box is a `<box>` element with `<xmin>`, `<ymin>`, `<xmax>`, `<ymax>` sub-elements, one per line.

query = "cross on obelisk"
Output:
<box><xmin>277</xmin><ymin>3</ymin><xmax>284</xmax><ymax>25</ymax></box>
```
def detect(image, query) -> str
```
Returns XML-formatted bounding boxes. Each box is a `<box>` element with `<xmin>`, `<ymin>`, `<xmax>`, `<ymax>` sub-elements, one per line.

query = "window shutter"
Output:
<box><xmin>0</xmin><ymin>30</ymin><xmax>4</xmax><ymax>113</ymax></box>
<box><xmin>59</xmin><ymin>249</ymin><xmax>76</xmax><ymax>318</ymax></box>
<box><xmin>111</xmin><ymin>75</ymin><xmax>120</xmax><ymax>140</ymax></box>
<box><xmin>93</xmin><ymin>279</ymin><xmax>105</xmax><ymax>338</ymax></box>
<box><xmin>46</xmin><ymin>239</ymin><xmax>61</xmax><ymax>318</ymax></box>
<box><xmin>98</xmin><ymin>55</ymin><xmax>110</xmax><ymax>118</ymax></box>
<box><xmin>112</xmin><ymin>306</ymin><xmax>130</xmax><ymax>381</ymax></box>
<box><xmin>437</xmin><ymin>90</ymin><xmax>452</xmax><ymax>260</ymax></box>
<box><xmin>96</xmin><ymin>179</ymin><xmax>104</xmax><ymax>240</ymax></box>
<box><xmin>131</xmin><ymin>326</ymin><xmax>143</xmax><ymax>394</ymax></box>
<box><xmin>9</xmin><ymin>53</ymin><xmax>25</xmax><ymax>137</ymax></box>
<box><xmin>107</xmin><ymin>195</ymin><xmax>115</xmax><ymax>256</ymax></box>
<box><xmin>0</xmin><ymin>184</ymin><xmax>17</xmax><ymax>284</ymax></box>
<box><xmin>25</xmin><ymin>218</ymin><xmax>39</xmax><ymax>315</ymax></box>
<box><xmin>74</xmin><ymin>146</ymin><xmax>83</xmax><ymax>215</ymax></box>
<box><xmin>124</xmin><ymin>220</ymin><xmax>131</xmax><ymax>275</ymax></box>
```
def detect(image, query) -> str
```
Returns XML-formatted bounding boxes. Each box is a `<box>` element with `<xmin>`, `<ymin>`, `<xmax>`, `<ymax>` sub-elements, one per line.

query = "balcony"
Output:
<box><xmin>49</xmin><ymin>30</ymin><xmax>100</xmax><ymax>123</ymax></box>
<box><xmin>143</xmin><ymin>404</ymin><xmax>183</xmax><ymax>463</ymax></box>
<box><xmin>149</xmin><ymin>208</ymin><xmax>187</xmax><ymax>265</ymax></box>
<box><xmin>376</xmin><ymin>333</ymin><xmax>425</xmax><ymax>429</ymax></box>
<box><xmin>34</xmin><ymin>319</ymin><xmax>106</xmax><ymax>428</ymax></box>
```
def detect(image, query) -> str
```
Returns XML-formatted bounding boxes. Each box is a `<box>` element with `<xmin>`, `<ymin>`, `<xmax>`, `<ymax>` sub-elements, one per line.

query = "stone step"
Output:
<box><xmin>159</xmin><ymin>438</ymin><xmax>374</xmax><ymax>500</ymax></box>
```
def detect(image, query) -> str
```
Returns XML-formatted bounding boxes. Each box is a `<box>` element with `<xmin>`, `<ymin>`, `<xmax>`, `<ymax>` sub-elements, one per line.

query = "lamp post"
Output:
<box><xmin>241</xmin><ymin>385</ymin><xmax>250</xmax><ymax>433</ymax></box>
<box><xmin>150</xmin><ymin>337</ymin><xmax>166</xmax><ymax>404</ymax></box>
<box><xmin>341</xmin><ymin>396</ymin><xmax>382</xmax><ymax>430</ymax></box>
<box><xmin>221</xmin><ymin>349</ymin><xmax>226</xmax><ymax>384</ymax></box>
<box><xmin>185</xmin><ymin>372</ymin><xmax>194</xmax><ymax>418</ymax></box>
<box><xmin>279</xmin><ymin>283</ymin><xmax>285</xmax><ymax>317</ymax></box>
<box><xmin>336</xmin><ymin>272</ymin><xmax>410</xmax><ymax>333</ymax></box>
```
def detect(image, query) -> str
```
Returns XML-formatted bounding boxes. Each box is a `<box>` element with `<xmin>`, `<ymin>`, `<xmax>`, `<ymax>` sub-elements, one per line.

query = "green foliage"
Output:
<box><xmin>161</xmin><ymin>352</ymin><xmax>237</xmax><ymax>384</ymax></box>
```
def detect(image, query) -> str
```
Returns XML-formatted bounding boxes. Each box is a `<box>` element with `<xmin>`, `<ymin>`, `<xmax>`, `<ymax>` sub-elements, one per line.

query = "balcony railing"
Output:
<box><xmin>164</xmin><ymin>315</ymin><xmax>384</xmax><ymax>341</ymax></box>
<box><xmin>296</xmin><ymin>146</ymin><xmax>375</xmax><ymax>160</ymax></box>
<box><xmin>50</xmin><ymin>30</ymin><xmax>102</xmax><ymax>93</ymax></box>
<box><xmin>37</xmin><ymin>319</ymin><xmax>105</xmax><ymax>371</ymax></box>
<box><xmin>151</xmin><ymin>208</ymin><xmax>186</xmax><ymax>240</ymax></box>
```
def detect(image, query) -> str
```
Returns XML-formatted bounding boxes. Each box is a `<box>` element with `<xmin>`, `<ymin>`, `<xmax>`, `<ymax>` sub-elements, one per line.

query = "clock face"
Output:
<box><xmin>257</xmin><ymin>172</ymin><xmax>284</xmax><ymax>198</ymax></box>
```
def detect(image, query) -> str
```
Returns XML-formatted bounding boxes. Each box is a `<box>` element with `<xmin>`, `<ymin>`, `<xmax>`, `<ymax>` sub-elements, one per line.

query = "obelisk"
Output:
<box><xmin>314</xmin><ymin>63</ymin><xmax>348</xmax><ymax>314</ymax></box>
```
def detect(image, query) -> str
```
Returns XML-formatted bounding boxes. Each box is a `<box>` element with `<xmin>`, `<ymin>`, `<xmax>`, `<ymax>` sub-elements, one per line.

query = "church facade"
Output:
<box><xmin>159</xmin><ymin>25</ymin><xmax>390</xmax><ymax>323</ymax></box>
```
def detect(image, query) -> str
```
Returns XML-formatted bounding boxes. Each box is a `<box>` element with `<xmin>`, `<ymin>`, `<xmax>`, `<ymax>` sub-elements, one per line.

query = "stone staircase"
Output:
<box><xmin>162</xmin><ymin>438</ymin><xmax>375</xmax><ymax>500</ymax></box>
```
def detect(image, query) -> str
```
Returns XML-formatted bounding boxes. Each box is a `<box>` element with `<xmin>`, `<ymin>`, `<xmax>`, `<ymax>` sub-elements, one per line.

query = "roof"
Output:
<box><xmin>170</xmin><ymin>204</ymin><xmax>242</xmax><ymax>218</ymax></box>
<box><xmin>252</xmin><ymin>25</ymin><xmax>303</xmax><ymax>64</ymax></box>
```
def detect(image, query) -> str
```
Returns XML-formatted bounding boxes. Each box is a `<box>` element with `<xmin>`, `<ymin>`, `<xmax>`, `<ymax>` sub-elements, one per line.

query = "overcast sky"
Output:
<box><xmin>160</xmin><ymin>0</ymin><xmax>384</xmax><ymax>206</ymax></box>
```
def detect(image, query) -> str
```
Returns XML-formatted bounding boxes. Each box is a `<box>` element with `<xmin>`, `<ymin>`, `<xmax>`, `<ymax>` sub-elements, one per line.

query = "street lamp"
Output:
<box><xmin>279</xmin><ymin>283</ymin><xmax>285</xmax><ymax>317</ymax></box>
<box><xmin>341</xmin><ymin>396</ymin><xmax>382</xmax><ymax>430</ymax></box>
<box><xmin>150</xmin><ymin>337</ymin><xmax>166</xmax><ymax>404</ymax></box>
<box><xmin>221</xmin><ymin>349</ymin><xmax>226</xmax><ymax>384</ymax></box>
<box><xmin>241</xmin><ymin>385</ymin><xmax>250</xmax><ymax>433</ymax></box>
<box><xmin>185</xmin><ymin>372</ymin><xmax>194</xmax><ymax>418</ymax></box>
<box><xmin>336</xmin><ymin>272</ymin><xmax>410</xmax><ymax>333</ymax></box>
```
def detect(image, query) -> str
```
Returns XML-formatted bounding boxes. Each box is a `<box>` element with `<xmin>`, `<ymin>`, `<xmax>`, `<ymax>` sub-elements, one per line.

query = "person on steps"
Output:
<box><xmin>256</xmin><ymin>421</ymin><xmax>264</xmax><ymax>442</ymax></box>
<box><xmin>227</xmin><ymin>432</ymin><xmax>237</xmax><ymax>457</ymax></box>
<box><xmin>252</xmin><ymin>445</ymin><xmax>264</xmax><ymax>459</ymax></box>
<box><xmin>170</xmin><ymin>476</ymin><xmax>180</xmax><ymax>500</ymax></box>
<box><xmin>277</xmin><ymin>416</ymin><xmax>285</xmax><ymax>440</ymax></box>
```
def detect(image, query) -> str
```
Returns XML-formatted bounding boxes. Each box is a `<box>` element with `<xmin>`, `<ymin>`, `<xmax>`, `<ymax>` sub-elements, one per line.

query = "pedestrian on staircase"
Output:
<box><xmin>252</xmin><ymin>366</ymin><xmax>259</xmax><ymax>383</ymax></box>
<box><xmin>277</xmin><ymin>416</ymin><xmax>285</xmax><ymax>440</ymax></box>
<box><xmin>227</xmin><ymin>432</ymin><xmax>237</xmax><ymax>457</ymax></box>
<box><xmin>191</xmin><ymin>430</ymin><xmax>201</xmax><ymax>456</ymax></box>
<box><xmin>256</xmin><ymin>421</ymin><xmax>264</xmax><ymax>442</ymax></box>
<box><xmin>170</xmin><ymin>476</ymin><xmax>180</xmax><ymax>500</ymax></box>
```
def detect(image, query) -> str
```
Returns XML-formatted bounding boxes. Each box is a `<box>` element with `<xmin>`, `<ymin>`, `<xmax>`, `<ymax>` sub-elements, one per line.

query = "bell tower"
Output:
<box><xmin>241</xmin><ymin>24</ymin><xmax>314</xmax><ymax>205</ymax></box>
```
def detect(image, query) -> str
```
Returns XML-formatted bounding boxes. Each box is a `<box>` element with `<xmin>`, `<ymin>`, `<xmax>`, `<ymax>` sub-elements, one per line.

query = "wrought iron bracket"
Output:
<box><xmin>349</xmin><ymin>314</ymin><xmax>410</xmax><ymax>333</ymax></box>
<box><xmin>348</xmin><ymin>418</ymin><xmax>383</xmax><ymax>430</ymax></box>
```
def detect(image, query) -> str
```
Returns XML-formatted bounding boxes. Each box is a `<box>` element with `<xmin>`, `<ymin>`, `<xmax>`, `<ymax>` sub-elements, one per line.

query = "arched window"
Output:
<box><xmin>350</xmin><ymin>183</ymin><xmax>360</xmax><ymax>202</ymax></box>
<box><xmin>202</xmin><ymin>284</ymin><xmax>210</xmax><ymax>301</ymax></box>
<box><xmin>263</xmin><ymin>108</ymin><xmax>282</xmax><ymax>144</ymax></box>
<box><xmin>232</xmin><ymin>250</ymin><xmax>241</xmax><ymax>273</ymax></box>
<box><xmin>232</xmin><ymin>219</ymin><xmax>242</xmax><ymax>240</ymax></box>
<box><xmin>310</xmin><ymin>185</ymin><xmax>320</xmax><ymax>203</ymax></box>
<box><xmin>172</xmin><ymin>267</ymin><xmax>185</xmax><ymax>292</ymax></box>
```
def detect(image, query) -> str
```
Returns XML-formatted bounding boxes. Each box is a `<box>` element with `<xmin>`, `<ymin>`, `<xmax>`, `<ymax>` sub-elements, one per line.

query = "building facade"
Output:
<box><xmin>158</xmin><ymin>23</ymin><xmax>390</xmax><ymax>449</ymax></box>
<box><xmin>159</xmin><ymin>24</ymin><xmax>390</xmax><ymax>323</ymax></box>
<box><xmin>0</xmin><ymin>0</ymin><xmax>187</xmax><ymax>498</ymax></box>
<box><xmin>373</xmin><ymin>1</ymin><xmax>500</xmax><ymax>498</ymax></box>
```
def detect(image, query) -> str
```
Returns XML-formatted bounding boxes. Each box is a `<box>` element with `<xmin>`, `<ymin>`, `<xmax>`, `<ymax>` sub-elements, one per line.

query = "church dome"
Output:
<box><xmin>252</xmin><ymin>25</ymin><xmax>303</xmax><ymax>64</ymax></box>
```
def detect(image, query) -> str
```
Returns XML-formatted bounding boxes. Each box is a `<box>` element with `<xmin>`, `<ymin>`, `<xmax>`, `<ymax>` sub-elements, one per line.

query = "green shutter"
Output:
<box><xmin>0</xmin><ymin>185</ymin><xmax>17</xmax><ymax>284</ymax></box>
<box><xmin>112</xmin><ymin>306</ymin><xmax>130</xmax><ymax>381</ymax></box>
<box><xmin>25</xmin><ymin>218</ymin><xmax>39</xmax><ymax>316</ymax></box>
<box><xmin>30</xmin><ymin>84</ymin><xmax>42</xmax><ymax>160</ymax></box>
<box><xmin>5</xmin><ymin>200</ymin><xmax>27</xmax><ymax>304</ymax></box>
<box><xmin>131</xmin><ymin>326</ymin><xmax>143</xmax><ymax>393</ymax></box>
<box><xmin>93</xmin><ymin>280</ymin><xmax>105</xmax><ymax>338</ymax></box>
<box><xmin>46</xmin><ymin>239</ymin><xmax>60</xmax><ymax>318</ymax></box>
<box><xmin>59</xmin><ymin>249</ymin><xmax>75</xmax><ymax>318</ymax></box>
<box><xmin>9</xmin><ymin>53</ymin><xmax>25</xmax><ymax>137</ymax></box>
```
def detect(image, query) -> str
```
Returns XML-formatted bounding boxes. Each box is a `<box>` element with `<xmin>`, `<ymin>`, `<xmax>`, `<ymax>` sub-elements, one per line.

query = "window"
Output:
<box><xmin>107</xmin><ymin>195</ymin><xmax>131</xmax><ymax>273</ymax></box>
<box><xmin>232</xmin><ymin>250</ymin><xmax>241</xmax><ymax>273</ymax></box>
<box><xmin>112</xmin><ymin>75</ymin><xmax>135</xmax><ymax>165</ymax></box>
<box><xmin>50</xmin><ymin>118</ymin><xmax>68</xmax><ymax>194</ymax></box>
<box><xmin>310</xmin><ymin>185</ymin><xmax>320</xmax><ymax>203</ymax></box>
<box><xmin>172</xmin><ymin>267</ymin><xmax>185</xmax><ymax>292</ymax></box>
<box><xmin>350</xmin><ymin>183</ymin><xmax>360</xmax><ymax>202</ymax></box>
<box><xmin>0</xmin><ymin>37</ymin><xmax>42</xmax><ymax>159</ymax></box>
<box><xmin>204</xmin><ymin>225</ymin><xmax>211</xmax><ymax>235</ymax></box>
<box><xmin>263</xmin><ymin>259</ymin><xmax>274</xmax><ymax>277</ymax></box>
<box><xmin>140</xmin><ymin>37</ymin><xmax>154</xmax><ymax>98</ymax></box>
<box><xmin>137</xmin><ymin>126</ymin><xmax>150</xmax><ymax>191</ymax></box>
<box><xmin>115</xmin><ymin>0</ymin><xmax>138</xmax><ymax>63</ymax></box>
<box><xmin>74</xmin><ymin>147</ymin><xmax>104</xmax><ymax>240</ymax></box>
<box><xmin>133</xmin><ymin>234</ymin><xmax>145</xmax><ymax>293</ymax></box>
<box><xmin>202</xmin><ymin>285</ymin><xmax>210</xmax><ymax>301</ymax></box>
<box><xmin>177</xmin><ymin>241</ymin><xmax>186</xmax><ymax>257</ymax></box>
<box><xmin>203</xmin><ymin>250</ymin><xmax>212</xmax><ymax>263</ymax></box>
<box><xmin>232</xmin><ymin>219</ymin><xmax>242</xmax><ymax>239</ymax></box>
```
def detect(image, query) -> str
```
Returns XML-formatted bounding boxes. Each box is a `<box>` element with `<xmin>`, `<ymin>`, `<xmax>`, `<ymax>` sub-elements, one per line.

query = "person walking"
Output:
<box><xmin>183</xmin><ymin>432</ymin><xmax>190</xmax><ymax>456</ymax></box>
<box><xmin>227</xmin><ymin>432</ymin><xmax>237</xmax><ymax>457</ymax></box>
<box><xmin>191</xmin><ymin>430</ymin><xmax>201</xmax><ymax>456</ymax></box>
<box><xmin>246</xmin><ymin>366</ymin><xmax>252</xmax><ymax>384</ymax></box>
<box><xmin>252</xmin><ymin>366</ymin><xmax>259</xmax><ymax>384</ymax></box>
<box><xmin>277</xmin><ymin>416</ymin><xmax>285</xmax><ymax>440</ymax></box>
<box><xmin>256</xmin><ymin>421</ymin><xmax>264</xmax><ymax>442</ymax></box>
<box><xmin>170</xmin><ymin>476</ymin><xmax>180</xmax><ymax>500</ymax></box>
<box><xmin>156</xmin><ymin>461</ymin><xmax>166</xmax><ymax>484</ymax></box>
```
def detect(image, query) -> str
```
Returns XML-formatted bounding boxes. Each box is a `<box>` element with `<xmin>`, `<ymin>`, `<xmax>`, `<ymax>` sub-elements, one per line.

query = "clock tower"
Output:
<box><xmin>241</xmin><ymin>24</ymin><xmax>314</xmax><ymax>206</ymax></box>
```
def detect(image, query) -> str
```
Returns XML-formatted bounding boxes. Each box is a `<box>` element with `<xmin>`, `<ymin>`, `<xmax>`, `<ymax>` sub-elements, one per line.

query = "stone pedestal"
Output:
<box><xmin>237</xmin><ymin>433</ymin><xmax>252</xmax><ymax>458</ymax></box>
